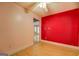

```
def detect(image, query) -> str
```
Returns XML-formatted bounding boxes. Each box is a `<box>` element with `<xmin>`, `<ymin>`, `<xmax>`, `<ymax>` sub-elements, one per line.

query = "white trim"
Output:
<box><xmin>41</xmin><ymin>40</ymin><xmax>79</xmax><ymax>50</ymax></box>
<box><xmin>1</xmin><ymin>0</ymin><xmax>79</xmax><ymax>2</ymax></box>
<box><xmin>7</xmin><ymin>43</ymin><xmax>33</xmax><ymax>55</ymax></box>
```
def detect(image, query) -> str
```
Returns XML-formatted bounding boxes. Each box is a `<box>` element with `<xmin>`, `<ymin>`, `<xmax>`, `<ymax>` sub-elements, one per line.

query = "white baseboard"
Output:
<box><xmin>7</xmin><ymin>43</ymin><xmax>33</xmax><ymax>55</ymax></box>
<box><xmin>41</xmin><ymin>40</ymin><xmax>79</xmax><ymax>50</ymax></box>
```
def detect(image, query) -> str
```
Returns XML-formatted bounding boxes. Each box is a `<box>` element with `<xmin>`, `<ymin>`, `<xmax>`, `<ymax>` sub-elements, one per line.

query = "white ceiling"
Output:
<box><xmin>16</xmin><ymin>2</ymin><xmax>79</xmax><ymax>17</ymax></box>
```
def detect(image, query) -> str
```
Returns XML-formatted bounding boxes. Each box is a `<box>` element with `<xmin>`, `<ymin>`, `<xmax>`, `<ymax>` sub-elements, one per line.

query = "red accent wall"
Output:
<box><xmin>41</xmin><ymin>9</ymin><xmax>79</xmax><ymax>46</ymax></box>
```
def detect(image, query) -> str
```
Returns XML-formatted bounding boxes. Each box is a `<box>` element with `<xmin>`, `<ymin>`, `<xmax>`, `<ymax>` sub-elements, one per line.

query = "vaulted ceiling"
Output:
<box><xmin>16</xmin><ymin>2</ymin><xmax>79</xmax><ymax>17</ymax></box>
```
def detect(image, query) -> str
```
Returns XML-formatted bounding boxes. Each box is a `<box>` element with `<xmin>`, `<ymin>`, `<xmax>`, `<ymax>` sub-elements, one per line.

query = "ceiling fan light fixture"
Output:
<box><xmin>39</xmin><ymin>3</ymin><xmax>48</xmax><ymax>12</ymax></box>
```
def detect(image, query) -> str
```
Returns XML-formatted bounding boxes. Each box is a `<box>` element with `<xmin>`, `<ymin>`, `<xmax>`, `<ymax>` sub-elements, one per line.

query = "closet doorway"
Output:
<box><xmin>33</xmin><ymin>18</ymin><xmax>40</xmax><ymax>43</ymax></box>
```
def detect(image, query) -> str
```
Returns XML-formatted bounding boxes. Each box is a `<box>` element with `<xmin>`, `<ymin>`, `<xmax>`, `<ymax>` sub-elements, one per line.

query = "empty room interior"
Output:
<box><xmin>0</xmin><ymin>2</ymin><xmax>79</xmax><ymax>56</ymax></box>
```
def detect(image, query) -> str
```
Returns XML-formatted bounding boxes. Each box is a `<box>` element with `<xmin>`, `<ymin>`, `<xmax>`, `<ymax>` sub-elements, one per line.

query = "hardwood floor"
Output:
<box><xmin>13</xmin><ymin>41</ymin><xmax>79</xmax><ymax>56</ymax></box>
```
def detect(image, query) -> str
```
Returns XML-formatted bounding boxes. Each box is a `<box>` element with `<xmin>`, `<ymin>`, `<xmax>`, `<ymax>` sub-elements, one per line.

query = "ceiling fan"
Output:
<box><xmin>38</xmin><ymin>2</ymin><xmax>48</xmax><ymax>12</ymax></box>
<box><xmin>33</xmin><ymin>2</ymin><xmax>49</xmax><ymax>12</ymax></box>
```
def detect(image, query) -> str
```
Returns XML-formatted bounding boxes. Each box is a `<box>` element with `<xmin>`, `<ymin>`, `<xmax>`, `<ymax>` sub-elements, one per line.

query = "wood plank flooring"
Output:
<box><xmin>13</xmin><ymin>41</ymin><xmax>79</xmax><ymax>56</ymax></box>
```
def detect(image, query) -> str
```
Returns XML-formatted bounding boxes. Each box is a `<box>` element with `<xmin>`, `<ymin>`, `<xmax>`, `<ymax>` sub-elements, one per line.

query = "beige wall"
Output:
<box><xmin>0</xmin><ymin>3</ymin><xmax>35</xmax><ymax>55</ymax></box>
